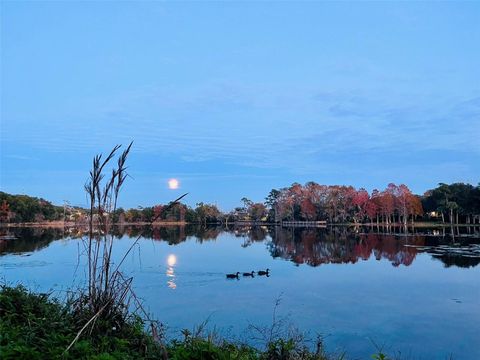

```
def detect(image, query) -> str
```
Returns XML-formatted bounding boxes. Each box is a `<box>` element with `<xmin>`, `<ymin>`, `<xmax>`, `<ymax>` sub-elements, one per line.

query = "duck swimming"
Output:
<box><xmin>226</xmin><ymin>272</ymin><xmax>240</xmax><ymax>279</ymax></box>
<box><xmin>243</xmin><ymin>271</ymin><xmax>255</xmax><ymax>277</ymax></box>
<box><xmin>257</xmin><ymin>269</ymin><xmax>270</xmax><ymax>276</ymax></box>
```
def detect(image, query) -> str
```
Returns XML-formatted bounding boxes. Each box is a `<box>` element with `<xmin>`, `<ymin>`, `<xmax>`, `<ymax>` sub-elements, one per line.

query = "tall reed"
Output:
<box><xmin>66</xmin><ymin>143</ymin><xmax>186</xmax><ymax>353</ymax></box>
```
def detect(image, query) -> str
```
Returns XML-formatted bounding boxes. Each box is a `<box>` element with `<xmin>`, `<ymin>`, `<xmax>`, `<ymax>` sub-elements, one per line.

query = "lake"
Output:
<box><xmin>1</xmin><ymin>225</ymin><xmax>479</xmax><ymax>359</ymax></box>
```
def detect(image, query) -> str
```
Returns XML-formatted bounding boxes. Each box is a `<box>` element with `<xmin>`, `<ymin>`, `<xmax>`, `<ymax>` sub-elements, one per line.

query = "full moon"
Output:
<box><xmin>168</xmin><ymin>178</ymin><xmax>179</xmax><ymax>190</ymax></box>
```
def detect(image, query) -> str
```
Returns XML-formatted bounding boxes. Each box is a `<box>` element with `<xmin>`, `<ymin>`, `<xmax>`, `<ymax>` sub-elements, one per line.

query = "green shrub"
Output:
<box><xmin>0</xmin><ymin>286</ymin><xmax>163</xmax><ymax>359</ymax></box>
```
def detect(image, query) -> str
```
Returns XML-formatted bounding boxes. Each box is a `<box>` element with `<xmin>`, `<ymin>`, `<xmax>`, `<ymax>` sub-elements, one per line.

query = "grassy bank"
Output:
<box><xmin>0</xmin><ymin>285</ymin><xmax>162</xmax><ymax>359</ymax></box>
<box><xmin>0</xmin><ymin>285</ymin><xmax>350</xmax><ymax>360</ymax></box>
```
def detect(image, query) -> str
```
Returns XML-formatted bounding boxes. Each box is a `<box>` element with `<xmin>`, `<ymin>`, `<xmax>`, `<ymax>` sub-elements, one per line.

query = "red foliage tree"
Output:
<box><xmin>153</xmin><ymin>205</ymin><xmax>164</xmax><ymax>222</ymax></box>
<box><xmin>0</xmin><ymin>200</ymin><xmax>10</xmax><ymax>223</ymax></box>
<box><xmin>352</xmin><ymin>188</ymin><xmax>370</xmax><ymax>223</ymax></box>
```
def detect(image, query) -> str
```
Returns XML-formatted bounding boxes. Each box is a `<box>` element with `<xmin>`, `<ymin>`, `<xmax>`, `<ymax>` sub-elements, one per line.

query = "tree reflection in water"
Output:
<box><xmin>269</xmin><ymin>228</ymin><xmax>421</xmax><ymax>267</ymax></box>
<box><xmin>267</xmin><ymin>227</ymin><xmax>480</xmax><ymax>268</ymax></box>
<box><xmin>1</xmin><ymin>225</ymin><xmax>479</xmax><ymax>268</ymax></box>
<box><xmin>0</xmin><ymin>227</ymin><xmax>66</xmax><ymax>254</ymax></box>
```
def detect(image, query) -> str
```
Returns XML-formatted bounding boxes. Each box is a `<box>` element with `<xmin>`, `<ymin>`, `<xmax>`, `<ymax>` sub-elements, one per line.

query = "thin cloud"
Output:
<box><xmin>2</xmin><ymin>85</ymin><xmax>479</xmax><ymax>175</ymax></box>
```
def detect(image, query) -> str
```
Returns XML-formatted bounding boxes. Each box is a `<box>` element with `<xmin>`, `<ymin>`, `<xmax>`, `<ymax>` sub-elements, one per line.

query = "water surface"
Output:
<box><xmin>1</xmin><ymin>225</ymin><xmax>479</xmax><ymax>359</ymax></box>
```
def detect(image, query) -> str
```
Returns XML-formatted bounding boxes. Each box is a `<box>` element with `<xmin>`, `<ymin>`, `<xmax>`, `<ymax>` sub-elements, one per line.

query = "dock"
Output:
<box><xmin>281</xmin><ymin>220</ymin><xmax>327</xmax><ymax>227</ymax></box>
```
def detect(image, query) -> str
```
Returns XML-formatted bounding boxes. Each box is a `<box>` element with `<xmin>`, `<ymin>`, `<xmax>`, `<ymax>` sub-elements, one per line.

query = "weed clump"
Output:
<box><xmin>0</xmin><ymin>285</ymin><xmax>163</xmax><ymax>359</ymax></box>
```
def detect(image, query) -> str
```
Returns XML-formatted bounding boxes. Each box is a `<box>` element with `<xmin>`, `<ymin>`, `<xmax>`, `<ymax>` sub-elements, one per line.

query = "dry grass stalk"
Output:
<box><xmin>67</xmin><ymin>142</ymin><xmax>187</xmax><ymax>354</ymax></box>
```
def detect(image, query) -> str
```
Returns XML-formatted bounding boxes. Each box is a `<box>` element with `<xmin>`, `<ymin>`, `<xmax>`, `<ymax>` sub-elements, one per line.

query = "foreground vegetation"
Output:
<box><xmin>0</xmin><ymin>285</ymin><xmax>162</xmax><ymax>359</ymax></box>
<box><xmin>0</xmin><ymin>285</ymin><xmax>349</xmax><ymax>360</ymax></box>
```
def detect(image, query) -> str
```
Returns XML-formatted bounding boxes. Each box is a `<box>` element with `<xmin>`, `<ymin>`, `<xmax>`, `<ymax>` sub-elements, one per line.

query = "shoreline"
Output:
<box><xmin>1</xmin><ymin>221</ymin><xmax>479</xmax><ymax>228</ymax></box>
<box><xmin>0</xmin><ymin>221</ymin><xmax>189</xmax><ymax>228</ymax></box>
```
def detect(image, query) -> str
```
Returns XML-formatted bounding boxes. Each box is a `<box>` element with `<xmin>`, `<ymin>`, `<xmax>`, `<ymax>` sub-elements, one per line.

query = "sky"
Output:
<box><xmin>1</xmin><ymin>1</ymin><xmax>479</xmax><ymax>211</ymax></box>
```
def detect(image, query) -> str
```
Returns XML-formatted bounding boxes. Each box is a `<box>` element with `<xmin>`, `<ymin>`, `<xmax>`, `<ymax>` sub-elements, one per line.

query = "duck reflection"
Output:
<box><xmin>166</xmin><ymin>254</ymin><xmax>177</xmax><ymax>289</ymax></box>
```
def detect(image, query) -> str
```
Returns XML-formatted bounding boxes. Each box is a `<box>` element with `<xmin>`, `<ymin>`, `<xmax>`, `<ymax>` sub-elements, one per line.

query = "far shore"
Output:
<box><xmin>0</xmin><ymin>221</ymin><xmax>188</xmax><ymax>228</ymax></box>
<box><xmin>1</xmin><ymin>220</ymin><xmax>479</xmax><ymax>228</ymax></box>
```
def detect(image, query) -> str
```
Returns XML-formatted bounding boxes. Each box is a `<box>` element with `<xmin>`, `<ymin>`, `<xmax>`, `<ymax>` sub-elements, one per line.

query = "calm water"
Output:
<box><xmin>1</xmin><ymin>225</ymin><xmax>480</xmax><ymax>359</ymax></box>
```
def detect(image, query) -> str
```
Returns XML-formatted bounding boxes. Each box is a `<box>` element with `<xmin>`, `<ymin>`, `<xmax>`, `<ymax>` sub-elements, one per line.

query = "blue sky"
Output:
<box><xmin>1</xmin><ymin>1</ymin><xmax>479</xmax><ymax>210</ymax></box>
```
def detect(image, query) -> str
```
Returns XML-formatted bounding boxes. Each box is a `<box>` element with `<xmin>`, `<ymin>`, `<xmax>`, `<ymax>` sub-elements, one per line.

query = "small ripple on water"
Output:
<box><xmin>404</xmin><ymin>244</ymin><xmax>480</xmax><ymax>257</ymax></box>
<box><xmin>177</xmin><ymin>271</ymin><xmax>224</xmax><ymax>277</ymax></box>
<box><xmin>0</xmin><ymin>260</ymin><xmax>51</xmax><ymax>269</ymax></box>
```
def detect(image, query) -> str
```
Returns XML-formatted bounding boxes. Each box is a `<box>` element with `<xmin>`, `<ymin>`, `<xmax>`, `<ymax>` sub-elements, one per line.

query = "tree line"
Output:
<box><xmin>237</xmin><ymin>183</ymin><xmax>423</xmax><ymax>225</ymax></box>
<box><xmin>236</xmin><ymin>182</ymin><xmax>480</xmax><ymax>225</ymax></box>
<box><xmin>1</xmin><ymin>182</ymin><xmax>479</xmax><ymax>225</ymax></box>
<box><xmin>0</xmin><ymin>192</ymin><xmax>64</xmax><ymax>223</ymax></box>
<box><xmin>0</xmin><ymin>192</ymin><xmax>223</xmax><ymax>225</ymax></box>
<box><xmin>421</xmin><ymin>183</ymin><xmax>480</xmax><ymax>224</ymax></box>
<box><xmin>111</xmin><ymin>202</ymin><xmax>221</xmax><ymax>225</ymax></box>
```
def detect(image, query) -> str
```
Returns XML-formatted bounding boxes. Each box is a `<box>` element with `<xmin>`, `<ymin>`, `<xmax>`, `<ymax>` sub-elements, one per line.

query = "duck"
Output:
<box><xmin>257</xmin><ymin>269</ymin><xmax>270</xmax><ymax>276</ymax></box>
<box><xmin>226</xmin><ymin>272</ymin><xmax>240</xmax><ymax>279</ymax></box>
<box><xmin>242</xmin><ymin>271</ymin><xmax>255</xmax><ymax>277</ymax></box>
